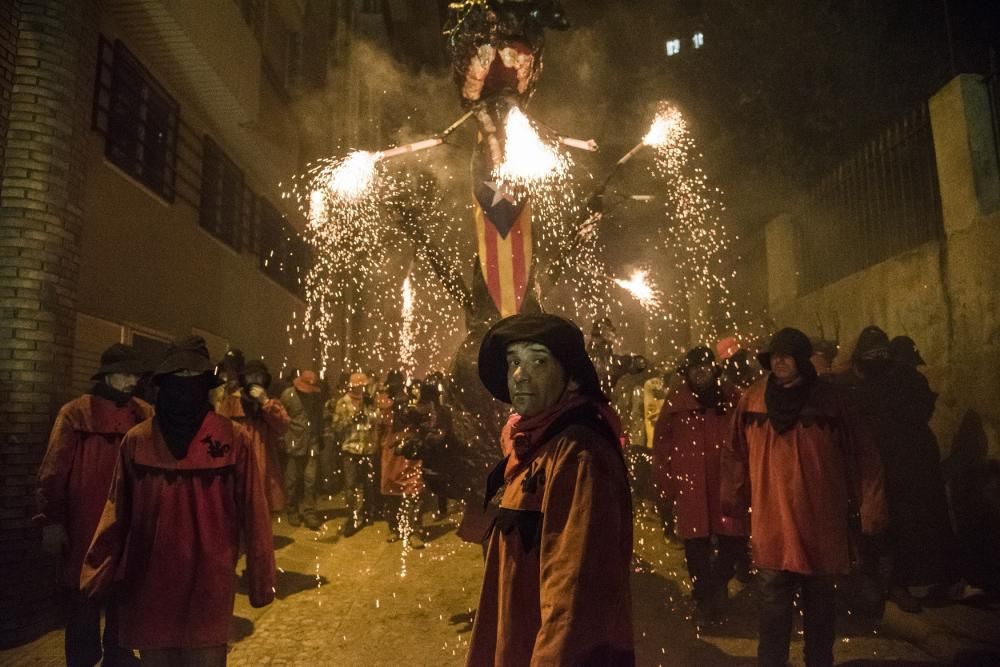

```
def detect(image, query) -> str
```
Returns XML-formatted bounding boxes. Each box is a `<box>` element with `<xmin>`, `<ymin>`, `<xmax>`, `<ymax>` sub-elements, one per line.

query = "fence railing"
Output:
<box><xmin>796</xmin><ymin>103</ymin><xmax>944</xmax><ymax>294</ymax></box>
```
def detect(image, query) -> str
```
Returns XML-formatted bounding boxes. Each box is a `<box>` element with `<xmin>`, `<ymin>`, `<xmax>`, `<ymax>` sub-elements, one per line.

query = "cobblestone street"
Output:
<box><xmin>3</xmin><ymin>494</ymin><xmax>954</xmax><ymax>666</ymax></box>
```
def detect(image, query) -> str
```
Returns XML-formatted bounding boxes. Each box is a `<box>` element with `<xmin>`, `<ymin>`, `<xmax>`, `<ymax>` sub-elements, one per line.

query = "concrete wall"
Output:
<box><xmin>767</xmin><ymin>74</ymin><xmax>1000</xmax><ymax>457</ymax></box>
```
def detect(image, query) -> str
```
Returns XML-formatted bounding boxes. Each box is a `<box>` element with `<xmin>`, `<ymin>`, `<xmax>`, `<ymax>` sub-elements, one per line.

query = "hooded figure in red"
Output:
<box><xmin>81</xmin><ymin>336</ymin><xmax>275</xmax><ymax>666</ymax></box>
<box><xmin>721</xmin><ymin>328</ymin><xmax>886</xmax><ymax>667</ymax></box>
<box><xmin>466</xmin><ymin>313</ymin><xmax>634</xmax><ymax>667</ymax></box>
<box><xmin>36</xmin><ymin>343</ymin><xmax>151</xmax><ymax>667</ymax></box>
<box><xmin>652</xmin><ymin>345</ymin><xmax>746</xmax><ymax>626</ymax></box>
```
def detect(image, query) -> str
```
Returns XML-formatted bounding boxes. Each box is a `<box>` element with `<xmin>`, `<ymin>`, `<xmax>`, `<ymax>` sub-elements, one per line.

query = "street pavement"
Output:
<box><xmin>2</xmin><ymin>494</ymin><xmax>985</xmax><ymax>666</ymax></box>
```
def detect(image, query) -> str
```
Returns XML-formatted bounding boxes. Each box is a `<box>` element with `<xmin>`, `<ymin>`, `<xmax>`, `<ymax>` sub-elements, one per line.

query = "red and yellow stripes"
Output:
<box><xmin>475</xmin><ymin>200</ymin><xmax>533</xmax><ymax>317</ymax></box>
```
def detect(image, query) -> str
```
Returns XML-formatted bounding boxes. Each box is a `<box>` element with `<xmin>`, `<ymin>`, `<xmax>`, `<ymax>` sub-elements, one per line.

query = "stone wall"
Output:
<box><xmin>0</xmin><ymin>1</ymin><xmax>16</xmax><ymax>176</ymax></box>
<box><xmin>767</xmin><ymin>74</ymin><xmax>1000</xmax><ymax>458</ymax></box>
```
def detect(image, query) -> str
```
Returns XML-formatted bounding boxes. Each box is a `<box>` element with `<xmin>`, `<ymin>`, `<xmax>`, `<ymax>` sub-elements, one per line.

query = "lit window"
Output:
<box><xmin>693</xmin><ymin>32</ymin><xmax>704</xmax><ymax>48</ymax></box>
<box><xmin>666</xmin><ymin>39</ymin><xmax>681</xmax><ymax>56</ymax></box>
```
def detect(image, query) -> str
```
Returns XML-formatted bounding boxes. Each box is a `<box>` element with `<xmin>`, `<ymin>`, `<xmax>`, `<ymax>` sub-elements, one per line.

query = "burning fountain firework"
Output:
<box><xmin>493</xmin><ymin>108</ymin><xmax>571</xmax><ymax>188</ymax></box>
<box><xmin>641</xmin><ymin>101</ymin><xmax>738</xmax><ymax>348</ymax></box>
<box><xmin>613</xmin><ymin>269</ymin><xmax>663</xmax><ymax>313</ymax></box>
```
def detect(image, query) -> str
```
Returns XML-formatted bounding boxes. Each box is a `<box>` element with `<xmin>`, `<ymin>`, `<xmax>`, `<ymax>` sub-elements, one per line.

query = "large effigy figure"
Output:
<box><xmin>439</xmin><ymin>0</ymin><xmax>571</xmax><ymax>532</ymax></box>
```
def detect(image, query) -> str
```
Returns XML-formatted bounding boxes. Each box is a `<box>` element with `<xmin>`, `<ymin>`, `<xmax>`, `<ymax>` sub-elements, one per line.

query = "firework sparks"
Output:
<box><xmin>642</xmin><ymin>104</ymin><xmax>685</xmax><ymax>148</ymax></box>
<box><xmin>400</xmin><ymin>274</ymin><xmax>416</xmax><ymax>376</ymax></box>
<box><xmin>614</xmin><ymin>269</ymin><xmax>662</xmax><ymax>312</ymax></box>
<box><xmin>323</xmin><ymin>150</ymin><xmax>381</xmax><ymax>201</ymax></box>
<box><xmin>494</xmin><ymin>108</ymin><xmax>571</xmax><ymax>186</ymax></box>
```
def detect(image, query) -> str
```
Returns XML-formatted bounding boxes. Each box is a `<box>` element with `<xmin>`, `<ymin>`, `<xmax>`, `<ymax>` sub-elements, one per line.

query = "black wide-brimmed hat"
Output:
<box><xmin>153</xmin><ymin>335</ymin><xmax>221</xmax><ymax>382</ymax></box>
<box><xmin>888</xmin><ymin>336</ymin><xmax>926</xmax><ymax>367</ymax></box>
<box><xmin>851</xmin><ymin>325</ymin><xmax>890</xmax><ymax>362</ymax></box>
<box><xmin>240</xmin><ymin>359</ymin><xmax>272</xmax><ymax>389</ymax></box>
<box><xmin>478</xmin><ymin>313</ymin><xmax>603</xmax><ymax>403</ymax></box>
<box><xmin>91</xmin><ymin>343</ymin><xmax>147</xmax><ymax>380</ymax></box>
<box><xmin>757</xmin><ymin>327</ymin><xmax>814</xmax><ymax>372</ymax></box>
<box><xmin>677</xmin><ymin>345</ymin><xmax>717</xmax><ymax>373</ymax></box>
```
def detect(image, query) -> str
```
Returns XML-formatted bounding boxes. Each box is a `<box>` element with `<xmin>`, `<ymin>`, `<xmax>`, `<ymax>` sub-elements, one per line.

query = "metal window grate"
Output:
<box><xmin>199</xmin><ymin>135</ymin><xmax>245</xmax><ymax>251</ymax></box>
<box><xmin>92</xmin><ymin>38</ymin><xmax>178</xmax><ymax>203</ymax></box>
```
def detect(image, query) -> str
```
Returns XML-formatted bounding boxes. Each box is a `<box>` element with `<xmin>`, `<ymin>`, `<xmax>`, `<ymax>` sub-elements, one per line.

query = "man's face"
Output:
<box><xmin>506</xmin><ymin>342</ymin><xmax>573</xmax><ymax>417</ymax></box>
<box><xmin>686</xmin><ymin>364</ymin><xmax>715</xmax><ymax>391</ymax></box>
<box><xmin>770</xmin><ymin>353</ymin><xmax>800</xmax><ymax>384</ymax></box>
<box><xmin>106</xmin><ymin>373</ymin><xmax>139</xmax><ymax>394</ymax></box>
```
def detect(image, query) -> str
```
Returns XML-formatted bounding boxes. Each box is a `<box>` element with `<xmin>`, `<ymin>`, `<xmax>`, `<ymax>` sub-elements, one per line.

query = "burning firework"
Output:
<box><xmin>400</xmin><ymin>274</ymin><xmax>417</xmax><ymax>375</ymax></box>
<box><xmin>614</xmin><ymin>269</ymin><xmax>662</xmax><ymax>312</ymax></box>
<box><xmin>642</xmin><ymin>104</ymin><xmax>685</xmax><ymax>148</ymax></box>
<box><xmin>321</xmin><ymin>150</ymin><xmax>382</xmax><ymax>202</ymax></box>
<box><xmin>493</xmin><ymin>108</ymin><xmax>571</xmax><ymax>187</ymax></box>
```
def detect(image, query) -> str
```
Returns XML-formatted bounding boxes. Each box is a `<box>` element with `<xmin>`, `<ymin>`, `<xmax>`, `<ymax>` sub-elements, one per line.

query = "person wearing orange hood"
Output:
<box><xmin>653</xmin><ymin>346</ymin><xmax>746</xmax><ymax>626</ymax></box>
<box><xmin>721</xmin><ymin>328</ymin><xmax>887</xmax><ymax>667</ymax></box>
<box><xmin>80</xmin><ymin>336</ymin><xmax>275</xmax><ymax>666</ymax></box>
<box><xmin>36</xmin><ymin>343</ymin><xmax>151</xmax><ymax>667</ymax></box>
<box><xmin>216</xmin><ymin>359</ymin><xmax>289</xmax><ymax>512</ymax></box>
<box><xmin>466</xmin><ymin>314</ymin><xmax>634</xmax><ymax>667</ymax></box>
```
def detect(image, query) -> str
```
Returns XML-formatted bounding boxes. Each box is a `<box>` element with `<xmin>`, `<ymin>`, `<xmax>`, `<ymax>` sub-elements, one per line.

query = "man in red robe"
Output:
<box><xmin>81</xmin><ymin>336</ymin><xmax>275</xmax><ymax>666</ymax></box>
<box><xmin>653</xmin><ymin>346</ymin><xmax>746</xmax><ymax>626</ymax></box>
<box><xmin>36</xmin><ymin>343</ymin><xmax>151</xmax><ymax>667</ymax></box>
<box><xmin>722</xmin><ymin>328</ymin><xmax>887</xmax><ymax>667</ymax></box>
<box><xmin>467</xmin><ymin>314</ymin><xmax>634</xmax><ymax>666</ymax></box>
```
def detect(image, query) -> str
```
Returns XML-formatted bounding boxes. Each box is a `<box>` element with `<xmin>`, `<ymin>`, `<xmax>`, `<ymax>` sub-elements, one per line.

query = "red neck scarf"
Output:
<box><xmin>500</xmin><ymin>392</ymin><xmax>624</xmax><ymax>479</ymax></box>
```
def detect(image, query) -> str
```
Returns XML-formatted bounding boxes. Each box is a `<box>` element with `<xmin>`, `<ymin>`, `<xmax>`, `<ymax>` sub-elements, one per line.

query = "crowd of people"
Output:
<box><xmin>32</xmin><ymin>314</ymin><xmax>1000</xmax><ymax>666</ymax></box>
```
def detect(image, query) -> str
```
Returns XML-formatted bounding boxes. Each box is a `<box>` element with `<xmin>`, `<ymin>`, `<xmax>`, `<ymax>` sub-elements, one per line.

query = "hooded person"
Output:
<box><xmin>36</xmin><ymin>343</ymin><xmax>151</xmax><ymax>667</ymax></box>
<box><xmin>858</xmin><ymin>334</ymin><xmax>956</xmax><ymax>611</ymax></box>
<box><xmin>279</xmin><ymin>370</ymin><xmax>324</xmax><ymax>530</ymax></box>
<box><xmin>214</xmin><ymin>359</ymin><xmax>290</xmax><ymax>513</ymax></box>
<box><xmin>652</xmin><ymin>346</ymin><xmax>746</xmax><ymax>626</ymax></box>
<box><xmin>888</xmin><ymin>336</ymin><xmax>926</xmax><ymax>369</ymax></box>
<box><xmin>80</xmin><ymin>336</ymin><xmax>275</xmax><ymax>666</ymax></box>
<box><xmin>721</xmin><ymin>328</ymin><xmax>887</xmax><ymax>667</ymax></box>
<box><xmin>466</xmin><ymin>313</ymin><xmax>635</xmax><ymax>667</ymax></box>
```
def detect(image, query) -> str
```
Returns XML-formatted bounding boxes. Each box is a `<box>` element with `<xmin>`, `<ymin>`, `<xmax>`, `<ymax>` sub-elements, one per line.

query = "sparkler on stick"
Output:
<box><xmin>493</xmin><ymin>107</ymin><xmax>571</xmax><ymax>186</ymax></box>
<box><xmin>613</xmin><ymin>269</ymin><xmax>662</xmax><ymax>312</ymax></box>
<box><xmin>311</xmin><ymin>111</ymin><xmax>477</xmax><ymax>204</ymax></box>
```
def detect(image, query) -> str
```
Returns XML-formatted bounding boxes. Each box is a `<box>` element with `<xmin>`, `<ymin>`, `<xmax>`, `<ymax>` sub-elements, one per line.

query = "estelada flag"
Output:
<box><xmin>473</xmin><ymin>149</ymin><xmax>533</xmax><ymax>317</ymax></box>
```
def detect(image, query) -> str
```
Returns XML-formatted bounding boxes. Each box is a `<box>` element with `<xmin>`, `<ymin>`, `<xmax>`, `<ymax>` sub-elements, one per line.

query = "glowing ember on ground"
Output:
<box><xmin>494</xmin><ymin>108</ymin><xmax>570</xmax><ymax>186</ymax></box>
<box><xmin>614</xmin><ymin>269</ymin><xmax>662</xmax><ymax>311</ymax></box>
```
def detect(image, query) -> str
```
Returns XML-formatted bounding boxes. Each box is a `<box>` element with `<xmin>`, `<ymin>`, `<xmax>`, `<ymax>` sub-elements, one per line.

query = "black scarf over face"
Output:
<box><xmin>764</xmin><ymin>373</ymin><xmax>815</xmax><ymax>434</ymax></box>
<box><xmin>91</xmin><ymin>379</ymin><xmax>133</xmax><ymax>407</ymax></box>
<box><xmin>240</xmin><ymin>388</ymin><xmax>263</xmax><ymax>421</ymax></box>
<box><xmin>155</xmin><ymin>373</ymin><xmax>214</xmax><ymax>459</ymax></box>
<box><xmin>687</xmin><ymin>372</ymin><xmax>724</xmax><ymax>411</ymax></box>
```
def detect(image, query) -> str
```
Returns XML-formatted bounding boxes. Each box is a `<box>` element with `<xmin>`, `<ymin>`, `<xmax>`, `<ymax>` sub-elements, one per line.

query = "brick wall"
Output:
<box><xmin>0</xmin><ymin>1</ymin><xmax>17</xmax><ymax>175</ymax></box>
<box><xmin>0</xmin><ymin>0</ymin><xmax>97</xmax><ymax>647</ymax></box>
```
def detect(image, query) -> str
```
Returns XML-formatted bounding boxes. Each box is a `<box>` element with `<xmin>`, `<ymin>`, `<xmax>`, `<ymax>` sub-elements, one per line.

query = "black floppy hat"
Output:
<box><xmin>153</xmin><ymin>335</ymin><xmax>222</xmax><ymax>383</ymax></box>
<box><xmin>91</xmin><ymin>343</ymin><xmax>147</xmax><ymax>380</ymax></box>
<box><xmin>478</xmin><ymin>313</ymin><xmax>603</xmax><ymax>403</ymax></box>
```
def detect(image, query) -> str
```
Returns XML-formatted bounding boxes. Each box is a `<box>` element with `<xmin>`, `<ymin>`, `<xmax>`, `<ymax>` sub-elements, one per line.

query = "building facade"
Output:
<box><xmin>0</xmin><ymin>0</ymin><xmax>349</xmax><ymax>645</ymax></box>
